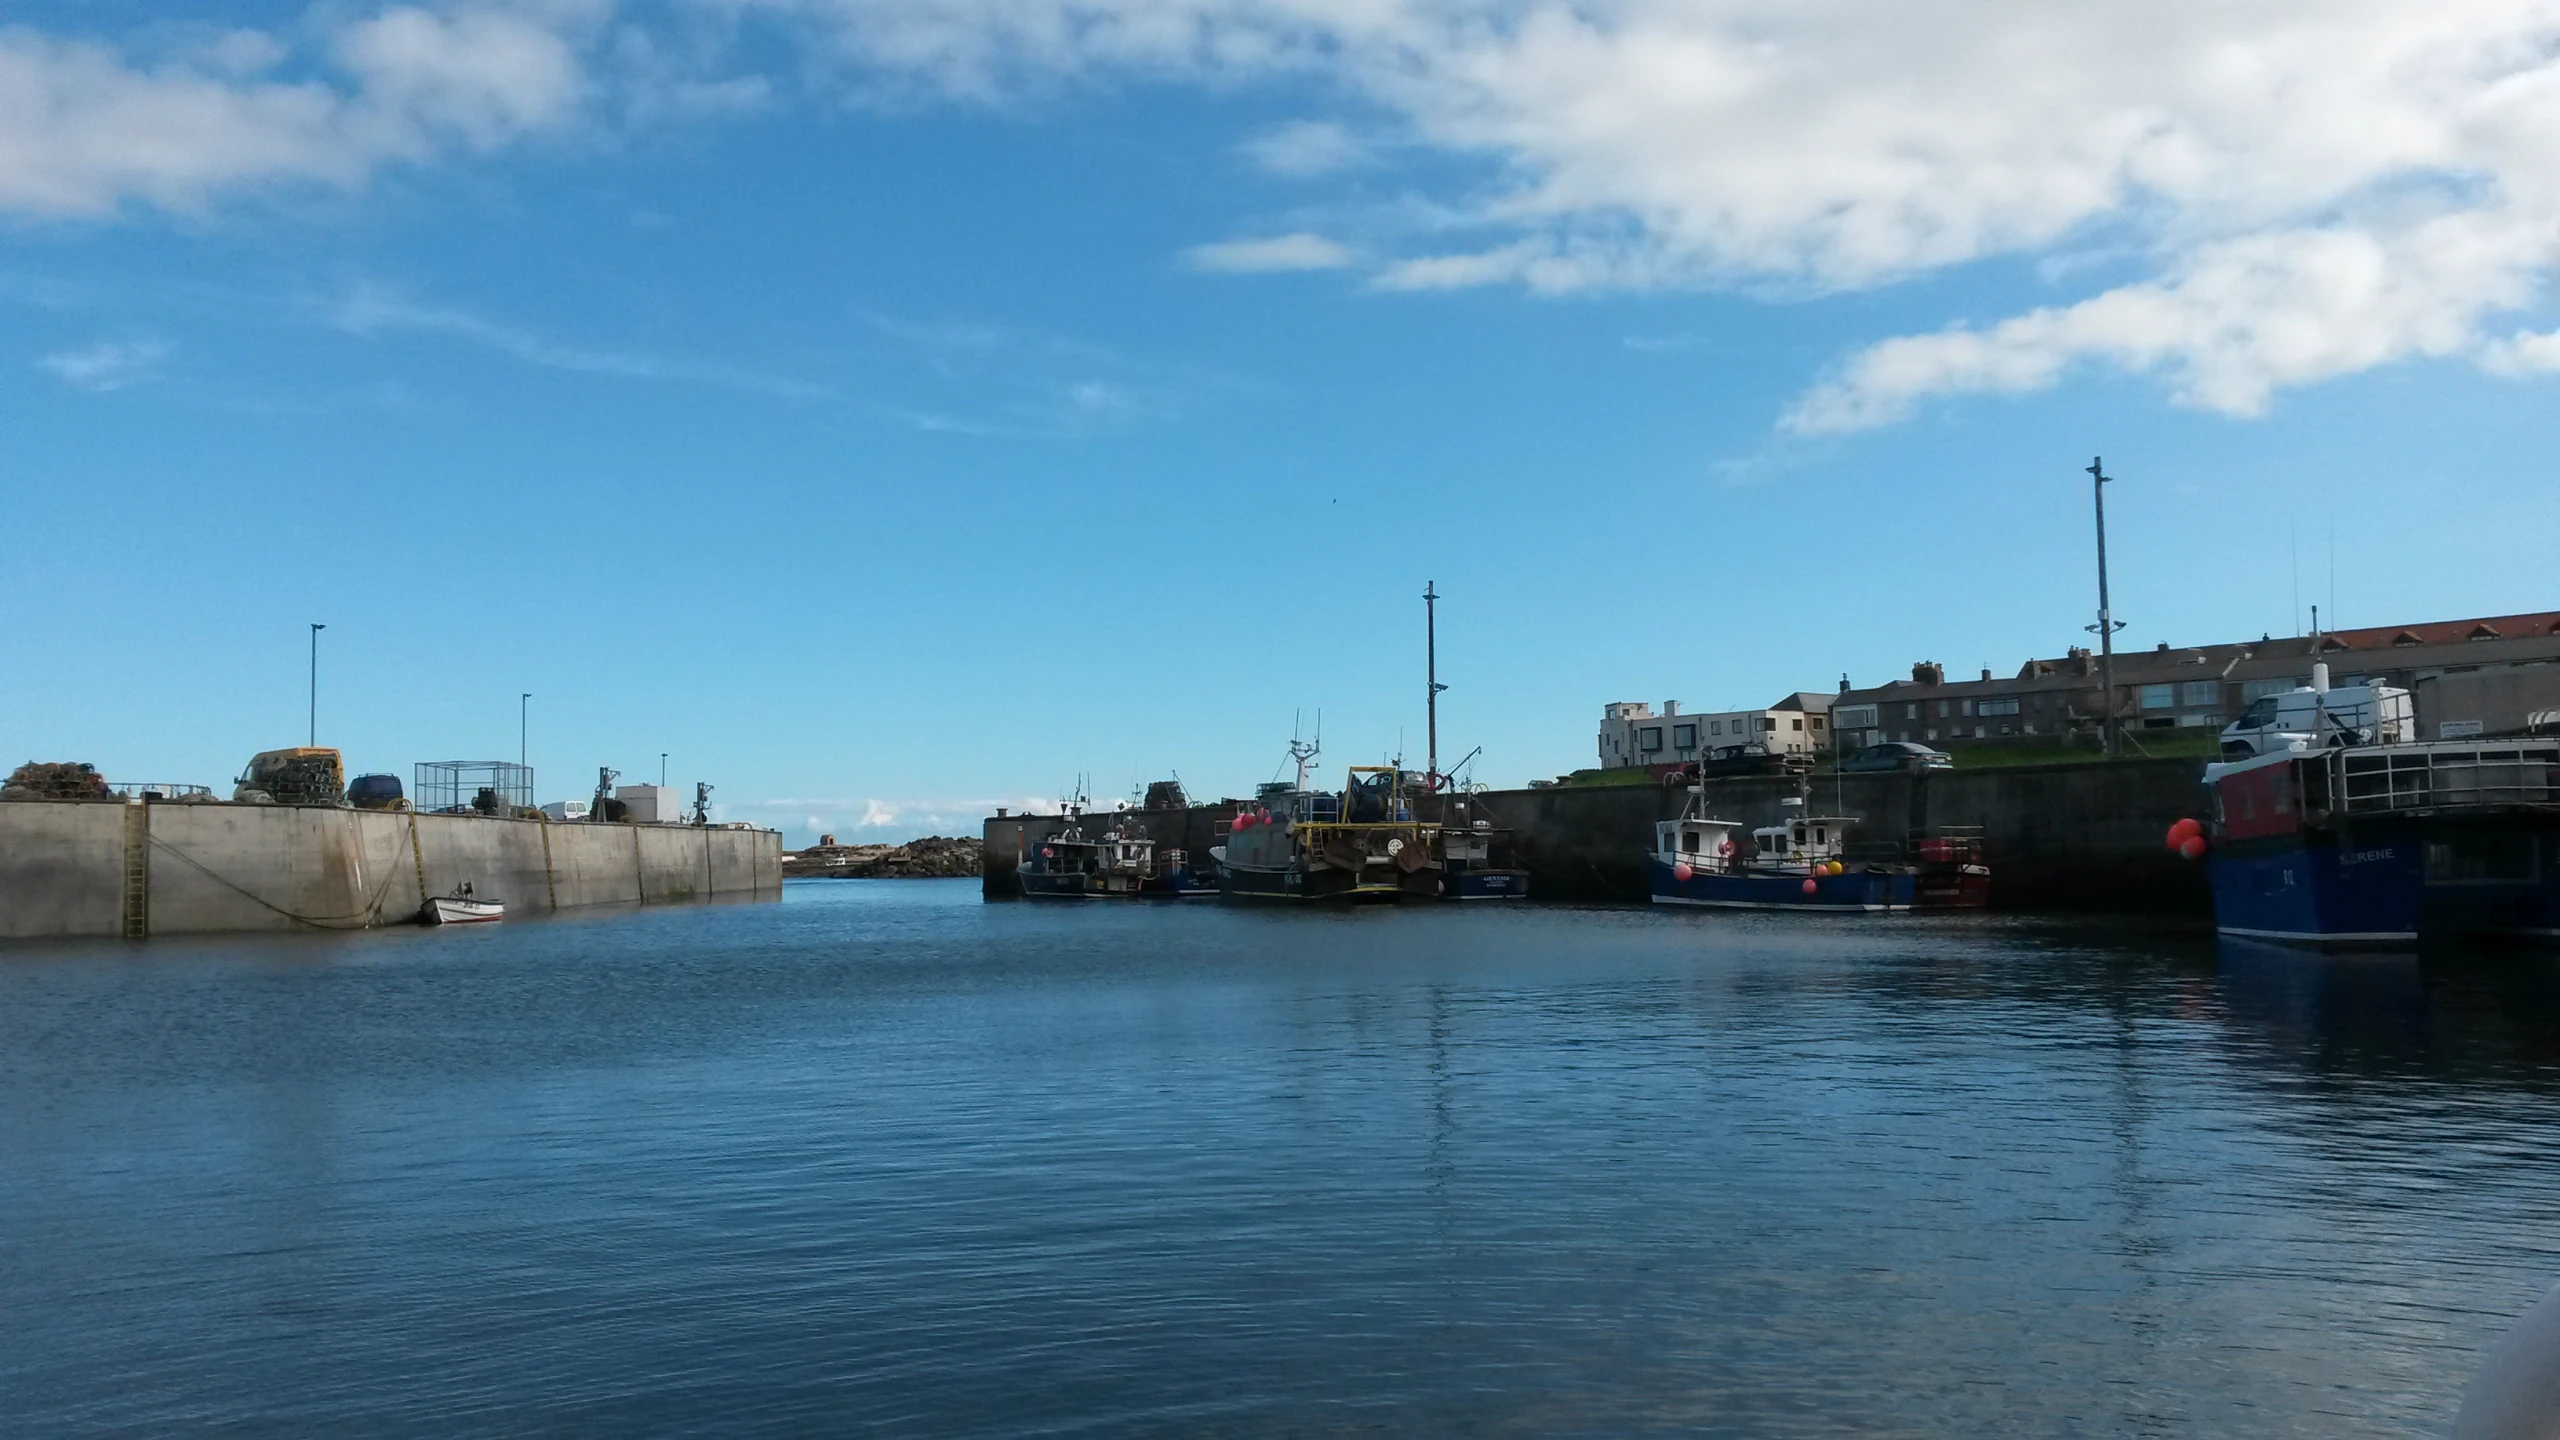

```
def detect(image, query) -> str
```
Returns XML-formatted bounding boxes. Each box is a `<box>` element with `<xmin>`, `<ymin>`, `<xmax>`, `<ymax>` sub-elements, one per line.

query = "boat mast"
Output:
<box><xmin>1424</xmin><ymin>581</ymin><xmax>1447</xmax><ymax>792</ymax></box>
<box><xmin>2086</xmin><ymin>457</ymin><xmax>2126</xmax><ymax>760</ymax></box>
<box><xmin>1288</xmin><ymin>711</ymin><xmax>1321</xmax><ymax>792</ymax></box>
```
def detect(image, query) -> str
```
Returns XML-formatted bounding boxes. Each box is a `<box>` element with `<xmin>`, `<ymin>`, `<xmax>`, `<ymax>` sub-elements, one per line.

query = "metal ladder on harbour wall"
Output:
<box><xmin>120</xmin><ymin>800</ymin><xmax>150</xmax><ymax>939</ymax></box>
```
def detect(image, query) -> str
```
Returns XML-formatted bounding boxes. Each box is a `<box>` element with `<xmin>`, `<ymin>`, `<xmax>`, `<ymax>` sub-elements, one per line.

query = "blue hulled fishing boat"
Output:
<box><xmin>1649</xmin><ymin>794</ymin><xmax>1915</xmax><ymax>911</ymax></box>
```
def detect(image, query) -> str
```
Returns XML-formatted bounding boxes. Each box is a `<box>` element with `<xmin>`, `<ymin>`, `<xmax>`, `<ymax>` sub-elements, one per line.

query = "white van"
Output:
<box><xmin>2218</xmin><ymin>664</ymin><xmax>2414</xmax><ymax>758</ymax></box>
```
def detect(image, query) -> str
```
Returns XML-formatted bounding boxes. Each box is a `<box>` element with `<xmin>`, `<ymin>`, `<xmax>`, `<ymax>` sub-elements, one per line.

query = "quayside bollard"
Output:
<box><xmin>2458</xmin><ymin>1280</ymin><xmax>2560</xmax><ymax>1439</ymax></box>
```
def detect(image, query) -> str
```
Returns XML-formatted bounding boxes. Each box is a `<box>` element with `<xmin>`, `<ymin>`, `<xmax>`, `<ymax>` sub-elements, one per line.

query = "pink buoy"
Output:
<box><xmin>1802</xmin><ymin>877</ymin><xmax>1820</xmax><ymax>895</ymax></box>
<box><xmin>1040</xmin><ymin>847</ymin><xmax>1054</xmax><ymax>858</ymax></box>
<box><xmin>1673</xmin><ymin>861</ymin><xmax>1693</xmax><ymax>882</ymax></box>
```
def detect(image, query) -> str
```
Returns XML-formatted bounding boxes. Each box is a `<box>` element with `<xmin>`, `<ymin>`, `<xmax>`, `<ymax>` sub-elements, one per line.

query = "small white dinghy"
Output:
<box><xmin>420</xmin><ymin>884</ymin><xmax>504</xmax><ymax>925</ymax></box>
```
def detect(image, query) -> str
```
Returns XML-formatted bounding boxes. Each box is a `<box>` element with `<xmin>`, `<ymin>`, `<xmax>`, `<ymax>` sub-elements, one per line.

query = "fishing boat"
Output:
<box><xmin>1649</xmin><ymin>794</ymin><xmax>1915</xmax><ymax>911</ymax></box>
<box><xmin>420</xmin><ymin>884</ymin><xmax>503</xmax><ymax>925</ymax></box>
<box><xmin>1089</xmin><ymin>819</ymin><xmax>1158</xmax><ymax>898</ymax></box>
<box><xmin>1437</xmin><ymin>792</ymin><xmax>1529</xmax><ymax>900</ymax></box>
<box><xmin>1139</xmin><ymin>848</ymin><xmax>1218</xmax><ymax>899</ymax></box>
<box><xmin>2202</xmin><ymin>735</ymin><xmax>2560</xmax><ymax>945</ymax></box>
<box><xmin>1912</xmin><ymin>829</ymin><xmax>1993</xmax><ymax>909</ymax></box>
<box><xmin>1017</xmin><ymin>809</ymin><xmax>1102</xmax><ymax>899</ymax></box>
<box><xmin>1219</xmin><ymin>763</ymin><xmax>1444</xmax><ymax>903</ymax></box>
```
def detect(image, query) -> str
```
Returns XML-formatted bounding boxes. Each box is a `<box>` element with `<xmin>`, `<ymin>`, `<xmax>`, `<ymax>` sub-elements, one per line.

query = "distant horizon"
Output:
<box><xmin>8</xmin><ymin>0</ymin><xmax>2557</xmax><ymax>848</ymax></box>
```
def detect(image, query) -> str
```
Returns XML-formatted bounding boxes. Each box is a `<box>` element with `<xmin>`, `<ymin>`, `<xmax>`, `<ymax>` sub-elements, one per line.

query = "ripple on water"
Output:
<box><xmin>5</xmin><ymin>883</ymin><xmax>2560</xmax><ymax>1436</ymax></box>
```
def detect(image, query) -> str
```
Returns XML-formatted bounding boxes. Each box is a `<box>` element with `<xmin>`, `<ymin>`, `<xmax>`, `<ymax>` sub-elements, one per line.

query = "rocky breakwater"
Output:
<box><xmin>785</xmin><ymin>836</ymin><xmax>980</xmax><ymax>879</ymax></box>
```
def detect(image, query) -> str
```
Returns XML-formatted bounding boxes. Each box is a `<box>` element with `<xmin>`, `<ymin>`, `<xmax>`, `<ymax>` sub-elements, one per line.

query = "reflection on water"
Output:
<box><xmin>5</xmin><ymin>886</ymin><xmax>2560</xmax><ymax>1436</ymax></box>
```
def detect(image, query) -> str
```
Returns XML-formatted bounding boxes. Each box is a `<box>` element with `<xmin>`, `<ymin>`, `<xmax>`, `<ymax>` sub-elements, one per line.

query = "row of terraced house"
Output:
<box><xmin>1600</xmin><ymin>609</ymin><xmax>2560</xmax><ymax>767</ymax></box>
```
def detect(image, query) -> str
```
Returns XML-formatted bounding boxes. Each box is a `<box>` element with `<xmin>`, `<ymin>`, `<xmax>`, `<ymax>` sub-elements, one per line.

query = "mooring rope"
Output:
<box><xmin>146</xmin><ymin>821</ymin><xmax>417</xmax><ymax>931</ymax></box>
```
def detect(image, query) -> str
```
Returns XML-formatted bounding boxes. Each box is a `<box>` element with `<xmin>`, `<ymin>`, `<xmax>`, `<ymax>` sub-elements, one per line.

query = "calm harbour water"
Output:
<box><xmin>8</xmin><ymin>883</ymin><xmax>2560</xmax><ymax>1436</ymax></box>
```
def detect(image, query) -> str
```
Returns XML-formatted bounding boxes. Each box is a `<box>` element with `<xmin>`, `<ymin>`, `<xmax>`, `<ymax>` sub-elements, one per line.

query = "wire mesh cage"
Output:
<box><xmin>414</xmin><ymin>761</ymin><xmax>534</xmax><ymax>816</ymax></box>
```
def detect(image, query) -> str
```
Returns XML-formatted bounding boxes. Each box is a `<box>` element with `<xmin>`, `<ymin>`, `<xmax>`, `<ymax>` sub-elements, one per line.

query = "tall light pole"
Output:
<box><xmin>308</xmin><ymin>623</ymin><xmax>326</xmax><ymax>746</ymax></box>
<box><xmin>520</xmin><ymin>693</ymin><xmax>531</xmax><ymax>767</ymax></box>
<box><xmin>1423</xmin><ymin>581</ymin><xmax>1447</xmax><ymax>792</ymax></box>
<box><xmin>2085</xmin><ymin>458</ymin><xmax>2126</xmax><ymax>759</ymax></box>
<box><xmin>660</xmin><ymin>752</ymin><xmax>668</xmax><ymax>788</ymax></box>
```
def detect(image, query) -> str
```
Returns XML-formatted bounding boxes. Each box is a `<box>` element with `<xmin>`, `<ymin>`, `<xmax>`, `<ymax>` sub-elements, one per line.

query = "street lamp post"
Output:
<box><xmin>661</xmin><ymin>753</ymin><xmax>668</xmax><ymax>788</ymax></box>
<box><xmin>520</xmin><ymin>693</ymin><xmax>531</xmax><ymax>767</ymax></box>
<box><xmin>308</xmin><ymin>623</ymin><xmax>326</xmax><ymax>747</ymax></box>
<box><xmin>2085</xmin><ymin>458</ymin><xmax>2127</xmax><ymax>759</ymax></box>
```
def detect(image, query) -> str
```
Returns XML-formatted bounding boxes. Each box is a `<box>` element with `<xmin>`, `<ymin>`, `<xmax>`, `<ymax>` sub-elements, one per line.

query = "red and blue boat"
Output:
<box><xmin>2202</xmin><ymin>739</ymin><xmax>2560</xmax><ymax>945</ymax></box>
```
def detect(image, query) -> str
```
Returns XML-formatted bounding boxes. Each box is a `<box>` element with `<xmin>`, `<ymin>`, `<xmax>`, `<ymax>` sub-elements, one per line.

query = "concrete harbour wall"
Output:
<box><xmin>981</xmin><ymin>758</ymin><xmax>2214</xmax><ymax>914</ymax></box>
<box><xmin>1</xmin><ymin>801</ymin><xmax>782</xmax><ymax>941</ymax></box>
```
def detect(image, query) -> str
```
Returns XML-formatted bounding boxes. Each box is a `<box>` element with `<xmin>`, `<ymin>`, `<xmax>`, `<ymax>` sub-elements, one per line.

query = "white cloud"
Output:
<box><xmin>18</xmin><ymin>0</ymin><xmax>2560</xmax><ymax>428</ymax></box>
<box><xmin>748</xmin><ymin>795</ymin><xmax>1038</xmax><ymax>844</ymax></box>
<box><xmin>332</xmin><ymin>286</ymin><xmax>832</xmax><ymax>397</ymax></box>
<box><xmin>0</xmin><ymin>7</ymin><xmax>586</xmax><ymax>218</ymax></box>
<box><xmin>36</xmin><ymin>338</ymin><xmax>170</xmax><ymax>390</ymax></box>
<box><xmin>746</xmin><ymin>0</ymin><xmax>2560</xmax><ymax>426</ymax></box>
<box><xmin>2482</xmin><ymin>328</ymin><xmax>2560</xmax><ymax>374</ymax></box>
<box><xmin>1185</xmin><ymin>231</ymin><xmax>1356</xmax><ymax>271</ymax></box>
<box><xmin>1787</xmin><ymin>210</ymin><xmax>2548</xmax><ymax>432</ymax></box>
<box><xmin>1244</xmin><ymin>118</ymin><xmax>1370</xmax><ymax>176</ymax></box>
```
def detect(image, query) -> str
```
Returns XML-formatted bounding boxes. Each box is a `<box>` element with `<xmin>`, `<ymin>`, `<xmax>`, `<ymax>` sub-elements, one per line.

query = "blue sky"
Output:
<box><xmin>6</xmin><ymin>0</ymin><xmax>2559</xmax><ymax>842</ymax></box>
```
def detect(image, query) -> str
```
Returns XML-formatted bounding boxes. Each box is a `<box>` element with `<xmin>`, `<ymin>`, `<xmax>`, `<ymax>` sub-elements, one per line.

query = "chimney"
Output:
<box><xmin>1839</xmin><ymin>673</ymin><xmax>1851</xmax><ymax>693</ymax></box>
<box><xmin>1665</xmin><ymin>701</ymin><xmax>1680</xmax><ymax>716</ymax></box>
<box><xmin>1912</xmin><ymin>661</ymin><xmax>1944</xmax><ymax>686</ymax></box>
<box><xmin>2156</xmin><ymin>641</ymin><xmax>2170</xmax><ymax>653</ymax></box>
<box><xmin>1980</xmin><ymin>668</ymin><xmax>1992</xmax><ymax>682</ymax></box>
<box><xmin>994</xmin><ymin>808</ymin><xmax>1007</xmax><ymax>819</ymax></box>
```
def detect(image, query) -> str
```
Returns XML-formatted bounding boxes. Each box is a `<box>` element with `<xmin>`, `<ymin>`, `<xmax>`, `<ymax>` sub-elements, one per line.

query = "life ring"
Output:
<box><xmin>1718</xmin><ymin>839</ymin><xmax>1736</xmax><ymax>857</ymax></box>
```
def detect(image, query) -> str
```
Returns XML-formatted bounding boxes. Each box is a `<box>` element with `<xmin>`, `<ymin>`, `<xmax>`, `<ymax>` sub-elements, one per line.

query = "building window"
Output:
<box><xmin>2139</xmin><ymin>683</ymin><xmax>2176</xmax><ymax>710</ymax></box>
<box><xmin>1791</xmin><ymin>718</ymin><xmax>1803</xmax><ymax>730</ymax></box>
<box><xmin>1836</xmin><ymin>705</ymin><xmax>1876</xmax><ymax>729</ymax></box>
<box><xmin>1762</xmin><ymin>718</ymin><xmax>1777</xmax><ymax>731</ymax></box>
<box><xmin>1674</xmin><ymin>723</ymin><xmax>1696</xmax><ymax>749</ymax></box>
<box><xmin>1809</xmin><ymin>717</ymin><xmax>1824</xmax><ymax>730</ymax></box>
<box><xmin>2181</xmin><ymin>680</ymin><xmax>2219</xmax><ymax>707</ymax></box>
<box><xmin>1906</xmin><ymin>703</ymin><xmax>1919</xmax><ymax>720</ymax></box>
<box><xmin>1639</xmin><ymin>727</ymin><xmax>1663</xmax><ymax>752</ymax></box>
<box><xmin>1925</xmin><ymin>728</ymin><xmax>1938</xmax><ymax>741</ymax></box>
<box><xmin>1979</xmin><ymin>696</ymin><xmax>2020</xmax><ymax>716</ymax></box>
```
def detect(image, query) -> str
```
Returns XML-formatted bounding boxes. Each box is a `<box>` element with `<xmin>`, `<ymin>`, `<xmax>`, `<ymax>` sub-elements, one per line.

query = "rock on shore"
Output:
<box><xmin>783</xmin><ymin>836</ymin><xmax>978</xmax><ymax>879</ymax></box>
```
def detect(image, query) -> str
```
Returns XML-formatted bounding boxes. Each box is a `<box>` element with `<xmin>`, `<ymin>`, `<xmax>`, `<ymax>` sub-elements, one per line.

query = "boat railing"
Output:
<box><xmin>106</xmin><ymin>782</ymin><xmax>213</xmax><ymax>800</ymax></box>
<box><xmin>2323</xmin><ymin>742</ymin><xmax>2560</xmax><ymax>817</ymax></box>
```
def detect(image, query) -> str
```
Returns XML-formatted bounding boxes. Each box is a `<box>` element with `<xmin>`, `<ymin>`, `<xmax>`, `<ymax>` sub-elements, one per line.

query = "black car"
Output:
<box><xmin>1837</xmin><ymin>742</ymin><xmax>1953</xmax><ymax>773</ymax></box>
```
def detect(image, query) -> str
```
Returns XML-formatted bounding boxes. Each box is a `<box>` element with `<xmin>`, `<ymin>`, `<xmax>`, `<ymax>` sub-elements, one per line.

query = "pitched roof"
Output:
<box><xmin>2324</xmin><ymin>610</ymin><xmax>2560</xmax><ymax>648</ymax></box>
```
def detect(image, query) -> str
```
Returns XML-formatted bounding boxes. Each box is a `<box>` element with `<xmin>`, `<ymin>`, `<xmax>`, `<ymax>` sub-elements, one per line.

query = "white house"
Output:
<box><xmin>1597</xmin><ymin>693</ymin><xmax>1836</xmax><ymax>770</ymax></box>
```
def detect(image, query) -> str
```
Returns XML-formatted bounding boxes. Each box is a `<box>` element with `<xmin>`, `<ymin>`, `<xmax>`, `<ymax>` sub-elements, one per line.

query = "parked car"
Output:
<box><xmin>1838</xmin><ymin>742</ymin><xmax>1953</xmax><ymax>773</ymax></box>
<box><xmin>1663</xmin><ymin>744</ymin><xmax>1806</xmax><ymax>785</ymax></box>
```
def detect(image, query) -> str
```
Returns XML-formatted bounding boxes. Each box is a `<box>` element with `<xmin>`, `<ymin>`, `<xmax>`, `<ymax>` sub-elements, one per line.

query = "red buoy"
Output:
<box><xmin>2166</xmin><ymin>817</ymin><xmax>2203</xmax><ymax>851</ymax></box>
<box><xmin>2179</xmin><ymin>835</ymin><xmax>2208</xmax><ymax>861</ymax></box>
<box><xmin>1673</xmin><ymin>861</ymin><xmax>1693</xmax><ymax>882</ymax></box>
<box><xmin>1801</xmin><ymin>877</ymin><xmax>1820</xmax><ymax>895</ymax></box>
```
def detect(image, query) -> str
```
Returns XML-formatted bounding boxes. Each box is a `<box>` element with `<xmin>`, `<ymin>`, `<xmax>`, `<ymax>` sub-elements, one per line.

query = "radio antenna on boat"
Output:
<box><xmin>1286</xmin><ymin>711</ymin><xmax>1321</xmax><ymax>792</ymax></box>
